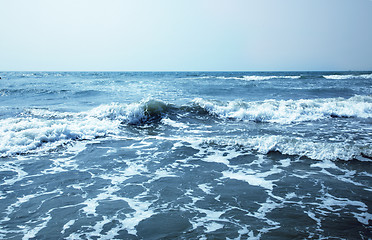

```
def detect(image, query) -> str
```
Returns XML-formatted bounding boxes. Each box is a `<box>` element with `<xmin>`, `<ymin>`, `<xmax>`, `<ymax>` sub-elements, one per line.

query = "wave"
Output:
<box><xmin>193</xmin><ymin>95</ymin><xmax>372</xmax><ymax>124</ymax></box>
<box><xmin>0</xmin><ymin>116</ymin><xmax>120</xmax><ymax>157</ymax></box>
<box><xmin>86</xmin><ymin>99</ymin><xmax>171</xmax><ymax>124</ymax></box>
<box><xmin>1</xmin><ymin>96</ymin><xmax>372</xmax><ymax>158</ymax></box>
<box><xmin>184</xmin><ymin>75</ymin><xmax>301</xmax><ymax>81</ymax></box>
<box><xmin>202</xmin><ymin>136</ymin><xmax>372</xmax><ymax>161</ymax></box>
<box><xmin>218</xmin><ymin>75</ymin><xmax>301</xmax><ymax>81</ymax></box>
<box><xmin>0</xmin><ymin>88</ymin><xmax>70</xmax><ymax>96</ymax></box>
<box><xmin>323</xmin><ymin>73</ymin><xmax>372</xmax><ymax>80</ymax></box>
<box><xmin>0</xmin><ymin>99</ymin><xmax>171</xmax><ymax>157</ymax></box>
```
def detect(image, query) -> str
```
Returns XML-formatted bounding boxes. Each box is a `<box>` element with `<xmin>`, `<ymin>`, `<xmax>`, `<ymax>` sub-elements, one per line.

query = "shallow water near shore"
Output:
<box><xmin>0</xmin><ymin>71</ymin><xmax>371</xmax><ymax>239</ymax></box>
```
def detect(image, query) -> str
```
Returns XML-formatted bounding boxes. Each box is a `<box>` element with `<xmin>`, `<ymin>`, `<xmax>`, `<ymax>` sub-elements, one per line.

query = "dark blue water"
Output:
<box><xmin>0</xmin><ymin>72</ymin><xmax>371</xmax><ymax>239</ymax></box>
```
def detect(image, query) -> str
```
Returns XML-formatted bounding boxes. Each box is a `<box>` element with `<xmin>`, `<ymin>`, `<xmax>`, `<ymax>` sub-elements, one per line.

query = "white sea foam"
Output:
<box><xmin>203</xmin><ymin>135</ymin><xmax>372</xmax><ymax>161</ymax></box>
<box><xmin>246</xmin><ymin>135</ymin><xmax>372</xmax><ymax>161</ymax></box>
<box><xmin>0</xmin><ymin>116</ymin><xmax>120</xmax><ymax>157</ymax></box>
<box><xmin>204</xmin><ymin>222</ymin><xmax>224</xmax><ymax>232</ymax></box>
<box><xmin>143</xmin><ymin>134</ymin><xmax>371</xmax><ymax>161</ymax></box>
<box><xmin>319</xmin><ymin>193</ymin><xmax>371</xmax><ymax>225</ymax></box>
<box><xmin>22</xmin><ymin>215</ymin><xmax>52</xmax><ymax>240</ymax></box>
<box><xmin>0</xmin><ymin>99</ymin><xmax>170</xmax><ymax>157</ymax></box>
<box><xmin>222</xmin><ymin>170</ymin><xmax>274</xmax><ymax>190</ymax></box>
<box><xmin>185</xmin><ymin>75</ymin><xmax>301</xmax><ymax>81</ymax></box>
<box><xmin>215</xmin><ymin>75</ymin><xmax>300</xmax><ymax>81</ymax></box>
<box><xmin>239</xmin><ymin>75</ymin><xmax>301</xmax><ymax>81</ymax></box>
<box><xmin>199</xmin><ymin>183</ymin><xmax>213</xmax><ymax>194</ymax></box>
<box><xmin>120</xmin><ymin>196</ymin><xmax>155</xmax><ymax>235</ymax></box>
<box><xmin>161</xmin><ymin>118</ymin><xmax>188</xmax><ymax>128</ymax></box>
<box><xmin>2</xmin><ymin>96</ymin><xmax>372</xmax><ymax>159</ymax></box>
<box><xmin>87</xmin><ymin>98</ymin><xmax>168</xmax><ymax>124</ymax></box>
<box><xmin>193</xmin><ymin>95</ymin><xmax>372</xmax><ymax>124</ymax></box>
<box><xmin>200</xmin><ymin>150</ymin><xmax>233</xmax><ymax>166</ymax></box>
<box><xmin>61</xmin><ymin>220</ymin><xmax>75</xmax><ymax>234</ymax></box>
<box><xmin>323</xmin><ymin>73</ymin><xmax>372</xmax><ymax>80</ymax></box>
<box><xmin>189</xmin><ymin>208</ymin><xmax>227</xmax><ymax>231</ymax></box>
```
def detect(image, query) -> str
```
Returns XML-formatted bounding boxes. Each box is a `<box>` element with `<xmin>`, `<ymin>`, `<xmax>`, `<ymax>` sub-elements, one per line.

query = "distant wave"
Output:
<box><xmin>184</xmin><ymin>75</ymin><xmax>301</xmax><ymax>81</ymax></box>
<box><xmin>193</xmin><ymin>95</ymin><xmax>372</xmax><ymax>124</ymax></box>
<box><xmin>217</xmin><ymin>75</ymin><xmax>301</xmax><ymax>81</ymax></box>
<box><xmin>0</xmin><ymin>88</ymin><xmax>70</xmax><ymax>96</ymax></box>
<box><xmin>323</xmin><ymin>73</ymin><xmax>372</xmax><ymax>80</ymax></box>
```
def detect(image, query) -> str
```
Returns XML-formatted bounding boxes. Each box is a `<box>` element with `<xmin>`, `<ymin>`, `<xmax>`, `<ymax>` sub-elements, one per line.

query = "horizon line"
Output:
<box><xmin>1</xmin><ymin>70</ymin><xmax>372</xmax><ymax>73</ymax></box>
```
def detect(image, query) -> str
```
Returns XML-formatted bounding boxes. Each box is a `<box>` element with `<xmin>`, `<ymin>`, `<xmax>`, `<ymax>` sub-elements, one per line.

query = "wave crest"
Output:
<box><xmin>87</xmin><ymin>99</ymin><xmax>170</xmax><ymax>124</ymax></box>
<box><xmin>193</xmin><ymin>95</ymin><xmax>372</xmax><ymax>124</ymax></box>
<box><xmin>0</xmin><ymin>99</ymin><xmax>170</xmax><ymax>157</ymax></box>
<box><xmin>203</xmin><ymin>136</ymin><xmax>372</xmax><ymax>161</ymax></box>
<box><xmin>323</xmin><ymin>73</ymin><xmax>372</xmax><ymax>80</ymax></box>
<box><xmin>216</xmin><ymin>75</ymin><xmax>301</xmax><ymax>81</ymax></box>
<box><xmin>0</xmin><ymin>117</ymin><xmax>119</xmax><ymax>157</ymax></box>
<box><xmin>184</xmin><ymin>75</ymin><xmax>301</xmax><ymax>81</ymax></box>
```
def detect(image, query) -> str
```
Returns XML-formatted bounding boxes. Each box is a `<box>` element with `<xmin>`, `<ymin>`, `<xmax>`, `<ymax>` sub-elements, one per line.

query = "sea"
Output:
<box><xmin>0</xmin><ymin>71</ymin><xmax>371</xmax><ymax>239</ymax></box>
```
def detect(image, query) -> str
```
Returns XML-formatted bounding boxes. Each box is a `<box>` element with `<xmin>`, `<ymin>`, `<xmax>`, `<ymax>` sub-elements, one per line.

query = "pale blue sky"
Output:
<box><xmin>0</xmin><ymin>0</ymin><xmax>371</xmax><ymax>71</ymax></box>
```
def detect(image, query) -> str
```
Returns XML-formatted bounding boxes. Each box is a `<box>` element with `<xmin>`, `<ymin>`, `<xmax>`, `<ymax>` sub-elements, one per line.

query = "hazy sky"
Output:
<box><xmin>1</xmin><ymin>0</ymin><xmax>372</xmax><ymax>71</ymax></box>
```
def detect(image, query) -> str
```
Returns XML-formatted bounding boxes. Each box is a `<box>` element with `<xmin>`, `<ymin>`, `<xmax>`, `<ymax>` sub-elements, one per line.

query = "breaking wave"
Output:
<box><xmin>202</xmin><ymin>136</ymin><xmax>372</xmax><ymax>161</ymax></box>
<box><xmin>86</xmin><ymin>99</ymin><xmax>171</xmax><ymax>124</ymax></box>
<box><xmin>0</xmin><ymin>99</ymin><xmax>171</xmax><ymax>157</ymax></box>
<box><xmin>193</xmin><ymin>95</ymin><xmax>372</xmax><ymax>124</ymax></box>
<box><xmin>183</xmin><ymin>75</ymin><xmax>301</xmax><ymax>81</ymax></box>
<box><xmin>216</xmin><ymin>75</ymin><xmax>301</xmax><ymax>81</ymax></box>
<box><xmin>0</xmin><ymin>116</ymin><xmax>120</xmax><ymax>157</ymax></box>
<box><xmin>1</xmin><ymin>96</ymin><xmax>372</xmax><ymax>158</ymax></box>
<box><xmin>323</xmin><ymin>73</ymin><xmax>372</xmax><ymax>80</ymax></box>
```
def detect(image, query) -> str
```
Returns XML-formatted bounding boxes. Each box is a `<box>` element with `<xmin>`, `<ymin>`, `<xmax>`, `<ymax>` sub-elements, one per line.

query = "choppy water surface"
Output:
<box><xmin>0</xmin><ymin>71</ymin><xmax>371</xmax><ymax>239</ymax></box>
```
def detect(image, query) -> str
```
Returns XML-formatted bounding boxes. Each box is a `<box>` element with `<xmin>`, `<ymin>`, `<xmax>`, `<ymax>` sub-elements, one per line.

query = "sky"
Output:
<box><xmin>0</xmin><ymin>0</ymin><xmax>372</xmax><ymax>71</ymax></box>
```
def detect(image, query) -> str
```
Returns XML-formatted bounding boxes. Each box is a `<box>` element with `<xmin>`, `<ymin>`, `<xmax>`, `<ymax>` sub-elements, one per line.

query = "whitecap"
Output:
<box><xmin>323</xmin><ymin>73</ymin><xmax>372</xmax><ymax>80</ymax></box>
<box><xmin>193</xmin><ymin>95</ymin><xmax>372</xmax><ymax>124</ymax></box>
<box><xmin>202</xmin><ymin>135</ymin><xmax>372</xmax><ymax>161</ymax></box>
<box><xmin>0</xmin><ymin>116</ymin><xmax>119</xmax><ymax>157</ymax></box>
<box><xmin>215</xmin><ymin>75</ymin><xmax>301</xmax><ymax>81</ymax></box>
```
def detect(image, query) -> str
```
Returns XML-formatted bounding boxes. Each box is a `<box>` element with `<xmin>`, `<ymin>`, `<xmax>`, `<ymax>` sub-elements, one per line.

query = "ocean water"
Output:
<box><xmin>0</xmin><ymin>71</ymin><xmax>371</xmax><ymax>239</ymax></box>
